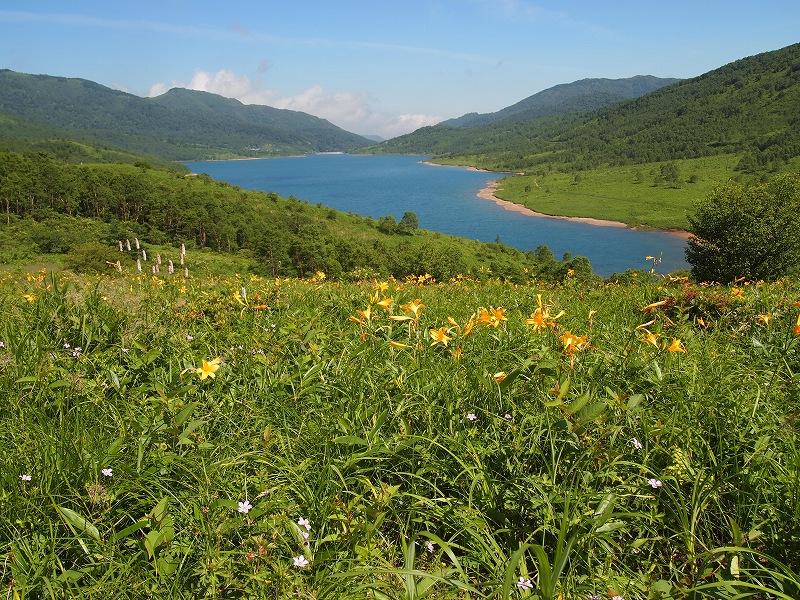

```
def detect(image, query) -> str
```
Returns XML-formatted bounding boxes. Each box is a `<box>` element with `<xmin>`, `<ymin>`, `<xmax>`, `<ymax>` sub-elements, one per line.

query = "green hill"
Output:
<box><xmin>374</xmin><ymin>43</ymin><xmax>800</xmax><ymax>175</ymax></box>
<box><xmin>0</xmin><ymin>70</ymin><xmax>372</xmax><ymax>160</ymax></box>
<box><xmin>441</xmin><ymin>75</ymin><xmax>680</xmax><ymax>128</ymax></box>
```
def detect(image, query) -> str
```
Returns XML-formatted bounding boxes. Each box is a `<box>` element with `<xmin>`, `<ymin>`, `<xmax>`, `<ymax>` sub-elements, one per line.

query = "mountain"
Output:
<box><xmin>441</xmin><ymin>75</ymin><xmax>680</xmax><ymax>128</ymax></box>
<box><xmin>0</xmin><ymin>70</ymin><xmax>372</xmax><ymax>160</ymax></box>
<box><xmin>373</xmin><ymin>43</ymin><xmax>800</xmax><ymax>174</ymax></box>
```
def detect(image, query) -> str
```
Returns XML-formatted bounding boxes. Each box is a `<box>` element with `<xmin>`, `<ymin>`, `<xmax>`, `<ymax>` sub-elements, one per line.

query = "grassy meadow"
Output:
<box><xmin>436</xmin><ymin>156</ymin><xmax>800</xmax><ymax>231</ymax></box>
<box><xmin>2</xmin><ymin>266</ymin><xmax>800</xmax><ymax>599</ymax></box>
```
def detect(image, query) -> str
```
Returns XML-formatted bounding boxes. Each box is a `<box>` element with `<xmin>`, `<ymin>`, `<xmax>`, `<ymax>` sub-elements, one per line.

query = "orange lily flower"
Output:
<box><xmin>666</xmin><ymin>338</ymin><xmax>687</xmax><ymax>353</ymax></box>
<box><xmin>561</xmin><ymin>331</ymin><xmax>588</xmax><ymax>356</ymax></box>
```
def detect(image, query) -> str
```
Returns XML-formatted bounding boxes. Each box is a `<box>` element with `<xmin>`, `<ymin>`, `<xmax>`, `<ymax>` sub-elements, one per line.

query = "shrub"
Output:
<box><xmin>686</xmin><ymin>173</ymin><xmax>800</xmax><ymax>282</ymax></box>
<box><xmin>64</xmin><ymin>242</ymin><xmax>121</xmax><ymax>274</ymax></box>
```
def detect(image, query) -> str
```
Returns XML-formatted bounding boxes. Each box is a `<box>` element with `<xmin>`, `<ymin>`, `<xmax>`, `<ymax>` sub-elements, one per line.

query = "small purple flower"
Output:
<box><xmin>467</xmin><ymin>413</ymin><xmax>477</xmax><ymax>422</ymax></box>
<box><xmin>612</xmin><ymin>596</ymin><xmax>624</xmax><ymax>600</ymax></box>
<box><xmin>425</xmin><ymin>541</ymin><xmax>435</xmax><ymax>553</ymax></box>
<box><xmin>631</xmin><ymin>438</ymin><xmax>643</xmax><ymax>450</ymax></box>
<box><xmin>101</xmin><ymin>468</ymin><xmax>113</xmax><ymax>478</ymax></box>
<box><xmin>186</xmin><ymin>334</ymin><xmax>194</xmax><ymax>341</ymax></box>
<box><xmin>588</xmin><ymin>595</ymin><xmax>601</xmax><ymax>600</ymax></box>
<box><xmin>298</xmin><ymin>517</ymin><xmax>311</xmax><ymax>531</ymax></box>
<box><xmin>0</xmin><ymin>340</ymin><xmax>5</xmax><ymax>348</ymax></box>
<box><xmin>648</xmin><ymin>478</ymin><xmax>663</xmax><ymax>489</ymax></box>
<box><xmin>516</xmin><ymin>577</ymin><xmax>534</xmax><ymax>590</ymax></box>
<box><xmin>238</xmin><ymin>500</ymin><xmax>253</xmax><ymax>514</ymax></box>
<box><xmin>504</xmin><ymin>413</ymin><xmax>512</xmax><ymax>420</ymax></box>
<box><xmin>19</xmin><ymin>474</ymin><xmax>32</xmax><ymax>481</ymax></box>
<box><xmin>63</xmin><ymin>343</ymin><xmax>71</xmax><ymax>349</ymax></box>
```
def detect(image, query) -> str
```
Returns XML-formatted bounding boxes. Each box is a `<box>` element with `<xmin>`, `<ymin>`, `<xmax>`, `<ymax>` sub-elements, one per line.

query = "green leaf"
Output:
<box><xmin>56</xmin><ymin>505</ymin><xmax>100</xmax><ymax>543</ymax></box>
<box><xmin>174</xmin><ymin>402</ymin><xmax>198</xmax><ymax>427</ymax></box>
<box><xmin>113</xmin><ymin>519</ymin><xmax>149</xmax><ymax>542</ymax></box>
<box><xmin>565</xmin><ymin>392</ymin><xmax>590</xmax><ymax>415</ymax></box>
<box><xmin>332</xmin><ymin>435</ymin><xmax>369</xmax><ymax>447</ymax></box>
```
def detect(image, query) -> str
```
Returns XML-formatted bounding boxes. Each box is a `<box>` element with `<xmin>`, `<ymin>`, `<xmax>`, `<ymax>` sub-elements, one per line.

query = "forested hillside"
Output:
<box><xmin>441</xmin><ymin>76</ymin><xmax>680</xmax><ymax>128</ymax></box>
<box><xmin>374</xmin><ymin>43</ymin><xmax>800</xmax><ymax>174</ymax></box>
<box><xmin>0</xmin><ymin>70</ymin><xmax>372</xmax><ymax>160</ymax></box>
<box><xmin>0</xmin><ymin>150</ymin><xmax>589</xmax><ymax>282</ymax></box>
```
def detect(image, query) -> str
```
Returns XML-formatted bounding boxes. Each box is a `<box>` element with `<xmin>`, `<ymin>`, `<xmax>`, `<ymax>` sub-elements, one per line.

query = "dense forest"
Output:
<box><xmin>0</xmin><ymin>150</ymin><xmax>590</xmax><ymax>282</ymax></box>
<box><xmin>374</xmin><ymin>43</ymin><xmax>800</xmax><ymax>174</ymax></box>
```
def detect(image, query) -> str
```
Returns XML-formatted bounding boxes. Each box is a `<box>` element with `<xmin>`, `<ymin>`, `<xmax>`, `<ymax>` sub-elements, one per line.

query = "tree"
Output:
<box><xmin>399</xmin><ymin>211</ymin><xmax>419</xmax><ymax>231</ymax></box>
<box><xmin>686</xmin><ymin>173</ymin><xmax>800</xmax><ymax>282</ymax></box>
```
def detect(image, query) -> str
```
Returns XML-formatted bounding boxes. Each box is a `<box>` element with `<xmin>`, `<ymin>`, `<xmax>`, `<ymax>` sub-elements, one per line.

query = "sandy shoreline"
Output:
<box><xmin>476</xmin><ymin>179</ymin><xmax>692</xmax><ymax>240</ymax></box>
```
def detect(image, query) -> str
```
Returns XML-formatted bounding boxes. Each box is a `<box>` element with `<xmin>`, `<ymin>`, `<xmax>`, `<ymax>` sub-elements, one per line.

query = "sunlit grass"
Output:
<box><xmin>1</xmin><ymin>267</ymin><xmax>799</xmax><ymax>598</ymax></box>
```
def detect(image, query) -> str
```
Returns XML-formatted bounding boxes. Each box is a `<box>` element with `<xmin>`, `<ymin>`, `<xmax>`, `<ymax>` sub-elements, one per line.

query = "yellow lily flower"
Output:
<box><xmin>757</xmin><ymin>313</ymin><xmax>773</xmax><ymax>325</ymax></box>
<box><xmin>22</xmin><ymin>293</ymin><xmax>37</xmax><ymax>302</ymax></box>
<box><xmin>462</xmin><ymin>315</ymin><xmax>477</xmax><ymax>337</ymax></box>
<box><xmin>429</xmin><ymin>326</ymin><xmax>452</xmax><ymax>347</ymax></box>
<box><xmin>376</xmin><ymin>297</ymin><xmax>394</xmax><ymax>311</ymax></box>
<box><xmin>794</xmin><ymin>313</ymin><xmax>800</xmax><ymax>336</ymax></box>
<box><xmin>388</xmin><ymin>315</ymin><xmax>414</xmax><ymax>322</ymax></box>
<box><xmin>643</xmin><ymin>298</ymin><xmax>669</xmax><ymax>311</ymax></box>
<box><xmin>349</xmin><ymin>305</ymin><xmax>375</xmax><ymax>325</ymax></box>
<box><xmin>196</xmin><ymin>358</ymin><xmax>222</xmax><ymax>380</ymax></box>
<box><xmin>640</xmin><ymin>329</ymin><xmax>660</xmax><ymax>348</ymax></box>
<box><xmin>400</xmin><ymin>299</ymin><xmax>425</xmax><ymax>318</ymax></box>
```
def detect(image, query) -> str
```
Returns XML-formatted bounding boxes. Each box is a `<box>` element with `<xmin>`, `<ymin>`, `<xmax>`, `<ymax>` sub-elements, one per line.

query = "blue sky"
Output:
<box><xmin>1</xmin><ymin>1</ymin><xmax>799</xmax><ymax>138</ymax></box>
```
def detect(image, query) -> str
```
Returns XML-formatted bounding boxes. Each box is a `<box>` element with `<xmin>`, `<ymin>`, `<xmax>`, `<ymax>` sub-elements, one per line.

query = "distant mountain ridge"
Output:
<box><xmin>441</xmin><ymin>75</ymin><xmax>681</xmax><ymax>128</ymax></box>
<box><xmin>373</xmin><ymin>43</ymin><xmax>800</xmax><ymax>173</ymax></box>
<box><xmin>0</xmin><ymin>70</ymin><xmax>372</xmax><ymax>160</ymax></box>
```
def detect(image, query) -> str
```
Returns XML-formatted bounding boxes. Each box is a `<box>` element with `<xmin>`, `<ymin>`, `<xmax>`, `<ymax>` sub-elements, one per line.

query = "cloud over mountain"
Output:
<box><xmin>147</xmin><ymin>68</ymin><xmax>443</xmax><ymax>138</ymax></box>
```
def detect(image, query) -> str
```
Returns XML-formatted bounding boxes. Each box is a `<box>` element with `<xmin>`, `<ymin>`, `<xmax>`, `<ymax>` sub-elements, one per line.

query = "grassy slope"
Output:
<box><xmin>437</xmin><ymin>155</ymin><xmax>800</xmax><ymax>230</ymax></box>
<box><xmin>1</xmin><ymin>268</ymin><xmax>798</xmax><ymax>598</ymax></box>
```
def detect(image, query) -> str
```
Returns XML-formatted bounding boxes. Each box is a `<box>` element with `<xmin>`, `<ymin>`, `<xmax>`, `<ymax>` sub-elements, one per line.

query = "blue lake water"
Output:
<box><xmin>183</xmin><ymin>154</ymin><xmax>689</xmax><ymax>277</ymax></box>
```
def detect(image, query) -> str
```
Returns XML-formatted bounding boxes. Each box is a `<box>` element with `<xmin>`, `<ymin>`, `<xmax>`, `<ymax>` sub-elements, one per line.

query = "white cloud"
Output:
<box><xmin>146</xmin><ymin>68</ymin><xmax>443</xmax><ymax>138</ymax></box>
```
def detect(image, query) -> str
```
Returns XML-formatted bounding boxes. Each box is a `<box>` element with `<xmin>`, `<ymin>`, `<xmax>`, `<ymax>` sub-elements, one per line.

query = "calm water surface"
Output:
<box><xmin>183</xmin><ymin>154</ymin><xmax>689</xmax><ymax>277</ymax></box>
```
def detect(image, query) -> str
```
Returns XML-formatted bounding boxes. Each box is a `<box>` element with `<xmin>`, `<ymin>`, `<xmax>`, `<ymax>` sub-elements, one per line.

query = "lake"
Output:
<box><xmin>183</xmin><ymin>154</ymin><xmax>690</xmax><ymax>277</ymax></box>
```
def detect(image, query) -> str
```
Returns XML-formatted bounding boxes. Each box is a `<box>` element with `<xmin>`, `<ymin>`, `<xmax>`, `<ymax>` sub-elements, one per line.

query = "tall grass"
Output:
<box><xmin>1</xmin><ymin>268</ymin><xmax>798</xmax><ymax>598</ymax></box>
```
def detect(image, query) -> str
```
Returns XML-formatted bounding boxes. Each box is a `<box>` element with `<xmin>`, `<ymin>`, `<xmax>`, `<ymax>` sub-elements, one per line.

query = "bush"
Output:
<box><xmin>64</xmin><ymin>242</ymin><xmax>121</xmax><ymax>274</ymax></box>
<box><xmin>686</xmin><ymin>173</ymin><xmax>800</xmax><ymax>282</ymax></box>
